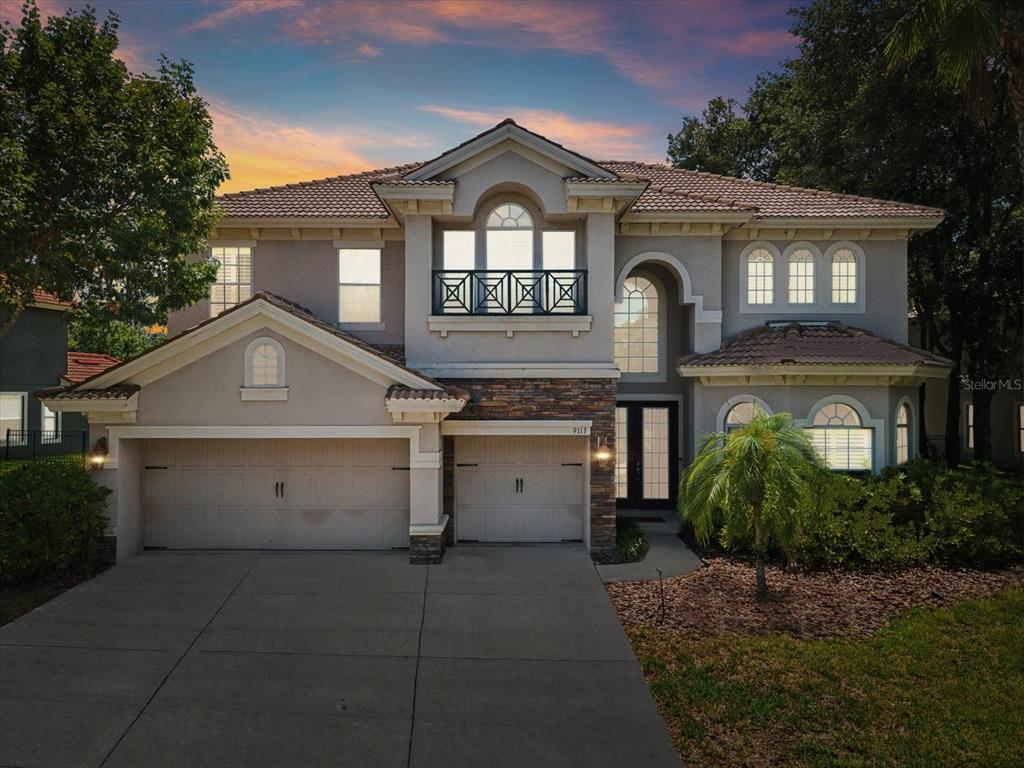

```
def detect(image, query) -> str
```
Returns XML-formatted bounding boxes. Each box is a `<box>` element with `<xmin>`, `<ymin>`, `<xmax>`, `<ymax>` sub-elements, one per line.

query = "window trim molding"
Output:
<box><xmin>0</xmin><ymin>391</ymin><xmax>28</xmax><ymax>445</ymax></box>
<box><xmin>338</xmin><ymin>246</ymin><xmax>384</xmax><ymax>325</ymax></box>
<box><xmin>894</xmin><ymin>395</ymin><xmax>915</xmax><ymax>464</ymax></box>
<box><xmin>208</xmin><ymin>244</ymin><xmax>254</xmax><ymax>318</ymax></box>
<box><xmin>783</xmin><ymin>241</ymin><xmax>821</xmax><ymax>307</ymax></box>
<box><xmin>797</xmin><ymin>394</ymin><xmax>886</xmax><ymax>471</ymax></box>
<box><xmin>40</xmin><ymin>402</ymin><xmax>61</xmax><ymax>442</ymax></box>
<box><xmin>615</xmin><ymin>270</ymin><xmax>667</xmax><ymax>383</ymax></box>
<box><xmin>243</xmin><ymin>336</ymin><xmax>286</xmax><ymax>389</ymax></box>
<box><xmin>716</xmin><ymin>394</ymin><xmax>773</xmax><ymax>433</ymax></box>
<box><xmin>738</xmin><ymin>241</ymin><xmax>781</xmax><ymax>313</ymax></box>
<box><xmin>824</xmin><ymin>241</ymin><xmax>866</xmax><ymax>312</ymax></box>
<box><xmin>615</xmin><ymin>251</ymin><xmax>721</xmax><ymax>323</ymax></box>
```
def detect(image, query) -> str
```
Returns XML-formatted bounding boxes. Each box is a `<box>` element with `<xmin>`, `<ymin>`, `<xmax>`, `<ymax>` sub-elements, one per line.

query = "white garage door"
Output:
<box><xmin>143</xmin><ymin>438</ymin><xmax>409</xmax><ymax>550</ymax></box>
<box><xmin>455</xmin><ymin>435</ymin><xmax>585</xmax><ymax>542</ymax></box>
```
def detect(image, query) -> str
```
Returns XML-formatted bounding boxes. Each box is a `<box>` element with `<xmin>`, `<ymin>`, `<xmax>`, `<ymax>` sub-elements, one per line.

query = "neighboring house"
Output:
<box><xmin>0</xmin><ymin>289</ymin><xmax>89</xmax><ymax>447</ymax></box>
<box><xmin>42</xmin><ymin>119</ymin><xmax>953</xmax><ymax>563</ymax></box>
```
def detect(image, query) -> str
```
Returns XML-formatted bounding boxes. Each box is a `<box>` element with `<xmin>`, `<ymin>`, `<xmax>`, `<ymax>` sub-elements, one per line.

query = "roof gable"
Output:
<box><xmin>70</xmin><ymin>293</ymin><xmax>446</xmax><ymax>393</ymax></box>
<box><xmin>403</xmin><ymin>119</ymin><xmax>617</xmax><ymax>182</ymax></box>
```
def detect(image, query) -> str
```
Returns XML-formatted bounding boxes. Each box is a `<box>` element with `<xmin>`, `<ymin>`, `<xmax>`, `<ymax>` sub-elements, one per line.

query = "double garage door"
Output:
<box><xmin>143</xmin><ymin>438</ymin><xmax>409</xmax><ymax>550</ymax></box>
<box><xmin>454</xmin><ymin>435</ymin><xmax>585</xmax><ymax>543</ymax></box>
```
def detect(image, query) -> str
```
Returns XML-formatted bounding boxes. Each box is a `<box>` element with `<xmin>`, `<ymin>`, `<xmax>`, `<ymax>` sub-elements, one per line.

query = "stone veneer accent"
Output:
<box><xmin>410</xmin><ymin>533</ymin><xmax>445</xmax><ymax>564</ymax></box>
<box><xmin>440</xmin><ymin>377</ymin><xmax>617</xmax><ymax>551</ymax></box>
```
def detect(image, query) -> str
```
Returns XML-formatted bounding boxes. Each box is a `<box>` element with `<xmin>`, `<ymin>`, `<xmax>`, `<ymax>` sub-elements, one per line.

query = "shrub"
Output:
<box><xmin>0</xmin><ymin>460</ymin><xmax>111</xmax><ymax>585</ymax></box>
<box><xmin>616</xmin><ymin>520</ymin><xmax>651</xmax><ymax>562</ymax></box>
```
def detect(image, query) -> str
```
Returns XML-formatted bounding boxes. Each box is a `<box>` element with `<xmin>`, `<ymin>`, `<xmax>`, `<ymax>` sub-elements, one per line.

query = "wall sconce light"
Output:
<box><xmin>594</xmin><ymin>436</ymin><xmax>613</xmax><ymax>463</ymax></box>
<box><xmin>89</xmin><ymin>437</ymin><xmax>108</xmax><ymax>470</ymax></box>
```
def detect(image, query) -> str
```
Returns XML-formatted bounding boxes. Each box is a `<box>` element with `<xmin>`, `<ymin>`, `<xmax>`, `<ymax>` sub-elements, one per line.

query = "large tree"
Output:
<box><xmin>668</xmin><ymin>0</ymin><xmax>1023</xmax><ymax>464</ymax></box>
<box><xmin>0</xmin><ymin>1</ymin><xmax>227</xmax><ymax>328</ymax></box>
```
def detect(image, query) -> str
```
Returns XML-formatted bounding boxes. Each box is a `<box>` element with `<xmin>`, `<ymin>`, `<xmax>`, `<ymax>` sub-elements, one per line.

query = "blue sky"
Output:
<box><xmin>7</xmin><ymin>0</ymin><xmax>803</xmax><ymax>191</ymax></box>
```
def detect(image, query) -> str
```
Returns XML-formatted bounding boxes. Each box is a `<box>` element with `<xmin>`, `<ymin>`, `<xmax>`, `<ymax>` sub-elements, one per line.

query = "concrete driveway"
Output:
<box><xmin>1</xmin><ymin>546</ymin><xmax>680</xmax><ymax>768</ymax></box>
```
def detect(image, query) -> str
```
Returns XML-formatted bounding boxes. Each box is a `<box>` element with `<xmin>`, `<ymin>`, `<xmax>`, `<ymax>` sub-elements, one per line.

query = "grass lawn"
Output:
<box><xmin>0</xmin><ymin>583</ymin><xmax>68</xmax><ymax>626</ymax></box>
<box><xmin>630</xmin><ymin>589</ymin><xmax>1024</xmax><ymax>768</ymax></box>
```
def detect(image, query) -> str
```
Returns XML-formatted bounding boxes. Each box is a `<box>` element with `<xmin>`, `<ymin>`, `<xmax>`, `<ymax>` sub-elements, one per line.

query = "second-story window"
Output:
<box><xmin>831</xmin><ymin>248</ymin><xmax>857</xmax><ymax>304</ymax></box>
<box><xmin>542</xmin><ymin>231</ymin><xmax>575</xmax><ymax>270</ymax></box>
<box><xmin>788</xmin><ymin>248</ymin><xmax>815</xmax><ymax>304</ymax></box>
<box><xmin>614</xmin><ymin>276</ymin><xmax>660</xmax><ymax>375</ymax></box>
<box><xmin>338</xmin><ymin>248</ymin><xmax>382</xmax><ymax>324</ymax></box>
<box><xmin>210</xmin><ymin>246</ymin><xmax>252</xmax><ymax>317</ymax></box>
<box><xmin>746</xmin><ymin>248</ymin><xmax>773</xmax><ymax>305</ymax></box>
<box><xmin>443</xmin><ymin>231</ymin><xmax>475</xmax><ymax>271</ymax></box>
<box><xmin>485</xmin><ymin>203</ymin><xmax>533</xmax><ymax>271</ymax></box>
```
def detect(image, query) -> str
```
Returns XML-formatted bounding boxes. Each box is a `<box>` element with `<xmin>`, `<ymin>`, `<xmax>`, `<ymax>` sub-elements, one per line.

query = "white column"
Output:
<box><xmin>408</xmin><ymin>422</ymin><xmax>445</xmax><ymax>533</ymax></box>
<box><xmin>585</xmin><ymin>213</ymin><xmax>616</xmax><ymax>360</ymax></box>
<box><xmin>403</xmin><ymin>213</ymin><xmax>434</xmax><ymax>366</ymax></box>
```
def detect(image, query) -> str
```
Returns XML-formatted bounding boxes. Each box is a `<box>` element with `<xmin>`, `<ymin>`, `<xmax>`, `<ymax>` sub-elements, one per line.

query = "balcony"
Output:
<box><xmin>432</xmin><ymin>269</ymin><xmax>588</xmax><ymax>315</ymax></box>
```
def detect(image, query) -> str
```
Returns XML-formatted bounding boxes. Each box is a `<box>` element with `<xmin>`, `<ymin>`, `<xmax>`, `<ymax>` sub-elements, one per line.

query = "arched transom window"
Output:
<box><xmin>788</xmin><ymin>248</ymin><xmax>815</xmax><ymax>304</ymax></box>
<box><xmin>485</xmin><ymin>203</ymin><xmax>534</xmax><ymax>271</ymax></box>
<box><xmin>724</xmin><ymin>401</ymin><xmax>764</xmax><ymax>433</ymax></box>
<box><xmin>808</xmin><ymin>402</ymin><xmax>873</xmax><ymax>471</ymax></box>
<box><xmin>896</xmin><ymin>402</ymin><xmax>911</xmax><ymax>464</ymax></box>
<box><xmin>614</xmin><ymin>276</ymin><xmax>660</xmax><ymax>375</ymax></box>
<box><xmin>244</xmin><ymin>337</ymin><xmax>286</xmax><ymax>388</ymax></box>
<box><xmin>831</xmin><ymin>248</ymin><xmax>857</xmax><ymax>304</ymax></box>
<box><xmin>746</xmin><ymin>248</ymin><xmax>773</xmax><ymax>305</ymax></box>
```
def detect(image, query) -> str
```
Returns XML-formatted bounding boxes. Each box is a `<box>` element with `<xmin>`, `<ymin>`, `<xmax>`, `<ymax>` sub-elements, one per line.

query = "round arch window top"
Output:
<box><xmin>487</xmin><ymin>203</ymin><xmax>533</xmax><ymax>229</ymax></box>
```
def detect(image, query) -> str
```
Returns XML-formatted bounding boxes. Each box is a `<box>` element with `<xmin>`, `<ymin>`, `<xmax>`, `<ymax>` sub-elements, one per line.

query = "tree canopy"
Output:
<box><xmin>0</xmin><ymin>1</ymin><xmax>227</xmax><ymax>327</ymax></box>
<box><xmin>667</xmin><ymin>0</ymin><xmax>1023</xmax><ymax>463</ymax></box>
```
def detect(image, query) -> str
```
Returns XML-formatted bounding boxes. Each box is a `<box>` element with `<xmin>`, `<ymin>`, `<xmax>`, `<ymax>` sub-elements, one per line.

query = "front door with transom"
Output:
<box><xmin>615</xmin><ymin>402</ymin><xmax>678</xmax><ymax>510</ymax></box>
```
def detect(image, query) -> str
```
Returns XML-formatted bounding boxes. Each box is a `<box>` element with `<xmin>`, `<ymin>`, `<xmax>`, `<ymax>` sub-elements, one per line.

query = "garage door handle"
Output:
<box><xmin>280</xmin><ymin>481</ymin><xmax>285</xmax><ymax>498</ymax></box>
<box><xmin>274</xmin><ymin>481</ymin><xmax>279</xmax><ymax>498</ymax></box>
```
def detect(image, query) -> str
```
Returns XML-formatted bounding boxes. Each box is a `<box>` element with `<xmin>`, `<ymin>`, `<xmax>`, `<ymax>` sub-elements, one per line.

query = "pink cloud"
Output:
<box><xmin>419</xmin><ymin>105</ymin><xmax>660</xmax><ymax>161</ymax></box>
<box><xmin>182</xmin><ymin>0</ymin><xmax>798</xmax><ymax>108</ymax></box>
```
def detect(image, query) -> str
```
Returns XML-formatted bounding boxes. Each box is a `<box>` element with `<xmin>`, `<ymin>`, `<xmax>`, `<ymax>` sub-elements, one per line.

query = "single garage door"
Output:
<box><xmin>455</xmin><ymin>435</ymin><xmax>585</xmax><ymax>542</ymax></box>
<box><xmin>143</xmin><ymin>438</ymin><xmax>409</xmax><ymax>549</ymax></box>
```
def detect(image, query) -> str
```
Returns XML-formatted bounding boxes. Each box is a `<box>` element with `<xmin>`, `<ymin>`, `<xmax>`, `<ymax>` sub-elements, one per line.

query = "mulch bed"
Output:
<box><xmin>607</xmin><ymin>558</ymin><xmax>1024</xmax><ymax>639</ymax></box>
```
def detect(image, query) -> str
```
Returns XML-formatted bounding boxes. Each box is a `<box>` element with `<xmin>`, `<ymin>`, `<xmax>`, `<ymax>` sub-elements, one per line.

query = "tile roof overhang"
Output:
<box><xmin>211</xmin><ymin>121</ymin><xmax>944</xmax><ymax>229</ymax></box>
<box><xmin>677</xmin><ymin>322</ymin><xmax>952</xmax><ymax>384</ymax></box>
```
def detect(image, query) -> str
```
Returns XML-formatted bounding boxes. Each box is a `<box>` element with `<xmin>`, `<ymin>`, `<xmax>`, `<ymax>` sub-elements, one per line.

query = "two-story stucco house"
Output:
<box><xmin>42</xmin><ymin>120</ymin><xmax>952</xmax><ymax>563</ymax></box>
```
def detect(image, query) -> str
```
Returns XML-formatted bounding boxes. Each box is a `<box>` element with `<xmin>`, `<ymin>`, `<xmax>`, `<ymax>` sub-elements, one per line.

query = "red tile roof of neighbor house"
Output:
<box><xmin>679</xmin><ymin>322</ymin><xmax>953</xmax><ymax>368</ymax></box>
<box><xmin>214</xmin><ymin>121</ymin><xmax>943</xmax><ymax>221</ymax></box>
<box><xmin>31</xmin><ymin>288</ymin><xmax>71</xmax><ymax>307</ymax></box>
<box><xmin>65</xmin><ymin>351</ymin><xmax>120</xmax><ymax>383</ymax></box>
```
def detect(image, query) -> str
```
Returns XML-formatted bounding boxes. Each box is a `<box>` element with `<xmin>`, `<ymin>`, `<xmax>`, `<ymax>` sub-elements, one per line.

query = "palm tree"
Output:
<box><xmin>886</xmin><ymin>0</ymin><xmax>1024</xmax><ymax>181</ymax></box>
<box><xmin>679</xmin><ymin>412</ymin><xmax>821</xmax><ymax>599</ymax></box>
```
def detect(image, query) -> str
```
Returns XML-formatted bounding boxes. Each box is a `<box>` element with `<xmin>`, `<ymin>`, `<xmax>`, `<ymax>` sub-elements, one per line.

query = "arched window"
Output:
<box><xmin>485</xmin><ymin>203</ymin><xmax>533</xmax><ymax>271</ymax></box>
<box><xmin>831</xmin><ymin>249</ymin><xmax>857</xmax><ymax>304</ymax></box>
<box><xmin>788</xmin><ymin>248</ymin><xmax>815</xmax><ymax>304</ymax></box>
<box><xmin>809</xmin><ymin>402</ymin><xmax>873</xmax><ymax>471</ymax></box>
<box><xmin>244</xmin><ymin>337</ymin><xmax>286</xmax><ymax>388</ymax></box>
<box><xmin>896</xmin><ymin>402</ymin><xmax>911</xmax><ymax>464</ymax></box>
<box><xmin>724</xmin><ymin>401</ymin><xmax>764</xmax><ymax>433</ymax></box>
<box><xmin>746</xmin><ymin>248</ymin><xmax>773</xmax><ymax>305</ymax></box>
<box><xmin>614</xmin><ymin>276</ymin><xmax>660</xmax><ymax>375</ymax></box>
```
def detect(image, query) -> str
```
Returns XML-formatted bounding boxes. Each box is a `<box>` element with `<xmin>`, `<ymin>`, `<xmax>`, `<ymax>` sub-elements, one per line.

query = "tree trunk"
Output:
<box><xmin>753</xmin><ymin>502</ymin><xmax>768</xmax><ymax>600</ymax></box>
<box><xmin>1001</xmin><ymin>0</ymin><xmax>1024</xmax><ymax>186</ymax></box>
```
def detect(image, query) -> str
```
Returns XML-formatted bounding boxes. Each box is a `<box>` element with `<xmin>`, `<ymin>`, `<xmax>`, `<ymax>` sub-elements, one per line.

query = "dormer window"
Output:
<box><xmin>242</xmin><ymin>337</ymin><xmax>287</xmax><ymax>400</ymax></box>
<box><xmin>486</xmin><ymin>203</ymin><xmax>533</xmax><ymax>271</ymax></box>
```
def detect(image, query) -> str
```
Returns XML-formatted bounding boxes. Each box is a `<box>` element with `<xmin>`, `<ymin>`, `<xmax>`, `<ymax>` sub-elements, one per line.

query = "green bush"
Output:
<box><xmin>616</xmin><ymin>520</ymin><xmax>651</xmax><ymax>562</ymax></box>
<box><xmin>0</xmin><ymin>461</ymin><xmax>111</xmax><ymax>585</ymax></box>
<box><xmin>684</xmin><ymin>458</ymin><xmax>1023</xmax><ymax>570</ymax></box>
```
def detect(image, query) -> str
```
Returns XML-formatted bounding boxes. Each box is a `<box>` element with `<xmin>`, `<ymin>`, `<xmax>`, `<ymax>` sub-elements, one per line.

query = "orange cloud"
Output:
<box><xmin>419</xmin><ymin>105</ymin><xmax>658</xmax><ymax>161</ymax></box>
<box><xmin>209</xmin><ymin>101</ymin><xmax>433</xmax><ymax>193</ymax></box>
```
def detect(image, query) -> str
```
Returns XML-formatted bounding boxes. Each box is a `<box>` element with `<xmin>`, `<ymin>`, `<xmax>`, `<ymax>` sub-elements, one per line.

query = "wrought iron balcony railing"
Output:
<box><xmin>432</xmin><ymin>269</ymin><xmax>588</xmax><ymax>315</ymax></box>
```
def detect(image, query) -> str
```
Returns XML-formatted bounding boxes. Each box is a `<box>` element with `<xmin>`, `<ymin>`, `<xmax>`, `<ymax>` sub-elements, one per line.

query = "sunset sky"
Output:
<box><xmin>6</xmin><ymin>0</ymin><xmax>803</xmax><ymax>192</ymax></box>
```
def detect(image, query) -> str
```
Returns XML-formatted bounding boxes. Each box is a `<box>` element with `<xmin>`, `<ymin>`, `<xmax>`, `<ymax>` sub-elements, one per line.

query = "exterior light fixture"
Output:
<box><xmin>89</xmin><ymin>437</ymin><xmax>108</xmax><ymax>469</ymax></box>
<box><xmin>594</xmin><ymin>436</ymin><xmax>613</xmax><ymax>463</ymax></box>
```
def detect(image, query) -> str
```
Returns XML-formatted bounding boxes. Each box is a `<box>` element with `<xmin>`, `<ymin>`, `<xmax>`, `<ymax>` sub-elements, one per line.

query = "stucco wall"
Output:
<box><xmin>0</xmin><ymin>306</ymin><xmax>71</xmax><ymax>435</ymax></box>
<box><xmin>443</xmin><ymin>148</ymin><xmax>570</xmax><ymax>216</ymax></box>
<box><xmin>167</xmin><ymin>241</ymin><xmax>406</xmax><ymax>346</ymax></box>
<box><xmin>721</xmin><ymin>239</ymin><xmax>909</xmax><ymax>341</ymax></box>
<box><xmin>135</xmin><ymin>330</ymin><xmax>393</xmax><ymax>426</ymax></box>
<box><xmin>692</xmin><ymin>382</ymin><xmax>899</xmax><ymax>468</ymax></box>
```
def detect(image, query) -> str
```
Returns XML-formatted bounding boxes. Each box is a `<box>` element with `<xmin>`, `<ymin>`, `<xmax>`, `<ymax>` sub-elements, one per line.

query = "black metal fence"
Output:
<box><xmin>432</xmin><ymin>269</ymin><xmax>588</xmax><ymax>315</ymax></box>
<box><xmin>3</xmin><ymin>429</ymin><xmax>88</xmax><ymax>462</ymax></box>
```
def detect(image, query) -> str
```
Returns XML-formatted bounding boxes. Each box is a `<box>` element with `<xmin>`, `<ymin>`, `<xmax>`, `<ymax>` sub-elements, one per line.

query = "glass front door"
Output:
<box><xmin>615</xmin><ymin>401</ymin><xmax>679</xmax><ymax>509</ymax></box>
